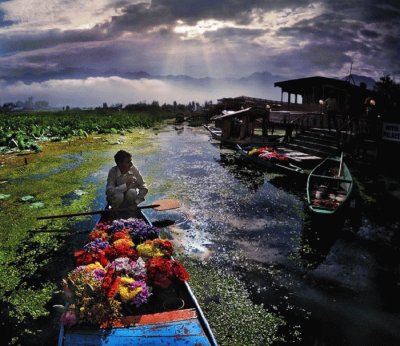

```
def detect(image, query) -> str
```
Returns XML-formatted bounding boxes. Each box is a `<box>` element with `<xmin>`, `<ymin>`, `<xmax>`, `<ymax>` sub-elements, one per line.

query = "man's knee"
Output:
<box><xmin>125</xmin><ymin>189</ymin><xmax>138</xmax><ymax>205</ymax></box>
<box><xmin>107</xmin><ymin>193</ymin><xmax>124</xmax><ymax>208</ymax></box>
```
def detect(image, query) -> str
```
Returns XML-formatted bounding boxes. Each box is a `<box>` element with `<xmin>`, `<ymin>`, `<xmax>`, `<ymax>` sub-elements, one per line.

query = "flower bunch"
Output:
<box><xmin>61</xmin><ymin>216</ymin><xmax>189</xmax><ymax>327</ymax></box>
<box><xmin>105</xmin><ymin>238</ymin><xmax>138</xmax><ymax>261</ymax></box>
<box><xmin>111</xmin><ymin>257</ymin><xmax>146</xmax><ymax>280</ymax></box>
<box><xmin>249</xmin><ymin>146</ymin><xmax>288</xmax><ymax>161</ymax></box>
<box><xmin>137</xmin><ymin>239</ymin><xmax>174</xmax><ymax>259</ymax></box>
<box><xmin>84</xmin><ymin>238</ymin><xmax>110</xmax><ymax>252</ymax></box>
<box><xmin>146</xmin><ymin>257</ymin><xmax>189</xmax><ymax>289</ymax></box>
<box><xmin>88</xmin><ymin>229</ymin><xmax>108</xmax><ymax>241</ymax></box>
<box><xmin>74</xmin><ymin>248</ymin><xmax>108</xmax><ymax>267</ymax></box>
<box><xmin>62</xmin><ymin>263</ymin><xmax>122</xmax><ymax>327</ymax></box>
<box><xmin>108</xmin><ymin>218</ymin><xmax>160</xmax><ymax>242</ymax></box>
<box><xmin>118</xmin><ymin>277</ymin><xmax>151</xmax><ymax>307</ymax></box>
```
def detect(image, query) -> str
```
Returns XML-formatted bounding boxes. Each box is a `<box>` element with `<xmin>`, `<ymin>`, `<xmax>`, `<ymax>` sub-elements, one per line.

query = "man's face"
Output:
<box><xmin>118</xmin><ymin>157</ymin><xmax>133</xmax><ymax>174</ymax></box>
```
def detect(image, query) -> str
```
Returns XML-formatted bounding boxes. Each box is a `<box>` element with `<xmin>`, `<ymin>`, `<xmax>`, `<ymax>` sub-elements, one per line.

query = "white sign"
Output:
<box><xmin>382</xmin><ymin>122</ymin><xmax>400</xmax><ymax>142</ymax></box>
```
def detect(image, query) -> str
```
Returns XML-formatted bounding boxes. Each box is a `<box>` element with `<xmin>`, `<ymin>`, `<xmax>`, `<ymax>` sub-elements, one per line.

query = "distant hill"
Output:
<box><xmin>341</xmin><ymin>74</ymin><xmax>377</xmax><ymax>90</ymax></box>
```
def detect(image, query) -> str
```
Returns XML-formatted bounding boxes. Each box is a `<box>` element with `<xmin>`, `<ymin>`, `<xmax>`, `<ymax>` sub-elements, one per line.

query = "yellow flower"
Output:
<box><xmin>113</xmin><ymin>238</ymin><xmax>134</xmax><ymax>247</ymax></box>
<box><xmin>85</xmin><ymin>262</ymin><xmax>104</xmax><ymax>272</ymax></box>
<box><xmin>118</xmin><ymin>277</ymin><xmax>142</xmax><ymax>302</ymax></box>
<box><xmin>137</xmin><ymin>243</ymin><xmax>154</xmax><ymax>258</ymax></box>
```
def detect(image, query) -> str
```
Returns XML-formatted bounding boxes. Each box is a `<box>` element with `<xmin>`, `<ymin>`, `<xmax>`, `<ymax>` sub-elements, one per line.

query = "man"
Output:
<box><xmin>106</xmin><ymin>150</ymin><xmax>148</xmax><ymax>209</ymax></box>
<box><xmin>324</xmin><ymin>94</ymin><xmax>338</xmax><ymax>132</ymax></box>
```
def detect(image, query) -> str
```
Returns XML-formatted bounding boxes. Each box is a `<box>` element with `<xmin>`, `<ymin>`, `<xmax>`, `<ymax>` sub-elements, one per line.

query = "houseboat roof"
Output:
<box><xmin>274</xmin><ymin>76</ymin><xmax>360</xmax><ymax>94</ymax></box>
<box><xmin>211</xmin><ymin>107</ymin><xmax>252</xmax><ymax>120</ymax></box>
<box><xmin>211</xmin><ymin>107</ymin><xmax>269</xmax><ymax>120</ymax></box>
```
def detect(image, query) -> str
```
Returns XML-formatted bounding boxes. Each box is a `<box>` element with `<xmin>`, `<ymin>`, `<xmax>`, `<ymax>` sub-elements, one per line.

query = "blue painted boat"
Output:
<box><xmin>58</xmin><ymin>210</ymin><xmax>218</xmax><ymax>346</ymax></box>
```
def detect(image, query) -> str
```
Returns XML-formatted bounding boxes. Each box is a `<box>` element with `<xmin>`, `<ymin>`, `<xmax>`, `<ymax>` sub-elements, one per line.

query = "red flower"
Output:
<box><xmin>146</xmin><ymin>257</ymin><xmax>189</xmax><ymax>288</ymax></box>
<box><xmin>74</xmin><ymin>250</ymin><xmax>93</xmax><ymax>266</ymax></box>
<box><xmin>101</xmin><ymin>265</ymin><xmax>115</xmax><ymax>295</ymax></box>
<box><xmin>94</xmin><ymin>222</ymin><xmax>110</xmax><ymax>232</ymax></box>
<box><xmin>112</xmin><ymin>229</ymin><xmax>131</xmax><ymax>241</ymax></box>
<box><xmin>91</xmin><ymin>249</ymin><xmax>108</xmax><ymax>267</ymax></box>
<box><xmin>172</xmin><ymin>260</ymin><xmax>190</xmax><ymax>282</ymax></box>
<box><xmin>88</xmin><ymin>230</ymin><xmax>108</xmax><ymax>241</ymax></box>
<box><xmin>107</xmin><ymin>276</ymin><xmax>121</xmax><ymax>299</ymax></box>
<box><xmin>105</xmin><ymin>242</ymin><xmax>138</xmax><ymax>261</ymax></box>
<box><xmin>153</xmin><ymin>239</ymin><xmax>174</xmax><ymax>257</ymax></box>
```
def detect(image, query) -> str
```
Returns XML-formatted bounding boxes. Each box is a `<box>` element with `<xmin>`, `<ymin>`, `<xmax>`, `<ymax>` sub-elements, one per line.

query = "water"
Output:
<box><xmin>101</xmin><ymin>125</ymin><xmax>400</xmax><ymax>345</ymax></box>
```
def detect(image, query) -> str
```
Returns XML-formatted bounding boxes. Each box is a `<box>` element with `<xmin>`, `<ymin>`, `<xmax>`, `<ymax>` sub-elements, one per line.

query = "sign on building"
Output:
<box><xmin>382</xmin><ymin>122</ymin><xmax>400</xmax><ymax>142</ymax></box>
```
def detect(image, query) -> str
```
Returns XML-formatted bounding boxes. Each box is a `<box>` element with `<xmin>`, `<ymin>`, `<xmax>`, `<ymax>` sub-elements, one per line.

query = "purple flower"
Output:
<box><xmin>93</xmin><ymin>269</ymin><xmax>106</xmax><ymax>281</ymax></box>
<box><xmin>110</xmin><ymin>257</ymin><xmax>146</xmax><ymax>280</ymax></box>
<box><xmin>129</xmin><ymin>280</ymin><xmax>152</xmax><ymax>307</ymax></box>
<box><xmin>108</xmin><ymin>218</ymin><xmax>160</xmax><ymax>241</ymax></box>
<box><xmin>84</xmin><ymin>238</ymin><xmax>110</xmax><ymax>252</ymax></box>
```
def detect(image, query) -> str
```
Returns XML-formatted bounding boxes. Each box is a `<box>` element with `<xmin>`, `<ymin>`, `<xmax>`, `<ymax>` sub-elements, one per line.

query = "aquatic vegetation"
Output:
<box><xmin>0</xmin><ymin>129</ymin><xmax>157</xmax><ymax>344</ymax></box>
<box><xmin>181</xmin><ymin>257</ymin><xmax>286</xmax><ymax>346</ymax></box>
<box><xmin>0</xmin><ymin>109</ymin><xmax>164</xmax><ymax>152</ymax></box>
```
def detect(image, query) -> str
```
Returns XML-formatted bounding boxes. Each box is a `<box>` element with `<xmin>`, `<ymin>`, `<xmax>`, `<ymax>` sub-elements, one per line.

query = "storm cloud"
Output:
<box><xmin>0</xmin><ymin>0</ymin><xmax>399</xmax><ymax>106</ymax></box>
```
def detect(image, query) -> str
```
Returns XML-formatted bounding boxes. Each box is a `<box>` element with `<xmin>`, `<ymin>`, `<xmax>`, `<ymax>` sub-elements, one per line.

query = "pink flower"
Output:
<box><xmin>61</xmin><ymin>310</ymin><xmax>78</xmax><ymax>328</ymax></box>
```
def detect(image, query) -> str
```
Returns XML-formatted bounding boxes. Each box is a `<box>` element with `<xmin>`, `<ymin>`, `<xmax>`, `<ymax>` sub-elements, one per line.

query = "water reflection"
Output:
<box><xmin>299</xmin><ymin>213</ymin><xmax>343</xmax><ymax>269</ymax></box>
<box><xmin>119</xmin><ymin>124</ymin><xmax>399</xmax><ymax>345</ymax></box>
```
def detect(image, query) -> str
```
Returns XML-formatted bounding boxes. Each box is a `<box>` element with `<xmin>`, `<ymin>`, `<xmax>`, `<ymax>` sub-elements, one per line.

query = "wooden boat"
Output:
<box><xmin>203</xmin><ymin>124</ymin><xmax>223</xmax><ymax>140</ymax></box>
<box><xmin>236</xmin><ymin>144</ymin><xmax>306</xmax><ymax>176</ymax></box>
<box><xmin>58</xmin><ymin>208</ymin><xmax>217</xmax><ymax>346</ymax></box>
<box><xmin>204</xmin><ymin>124</ymin><xmax>283</xmax><ymax>147</ymax></box>
<box><xmin>306</xmin><ymin>153</ymin><xmax>353</xmax><ymax>215</ymax></box>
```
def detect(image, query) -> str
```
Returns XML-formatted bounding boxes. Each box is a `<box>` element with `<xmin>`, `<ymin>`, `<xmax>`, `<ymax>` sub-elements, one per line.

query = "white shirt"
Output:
<box><xmin>106</xmin><ymin>165</ymin><xmax>148</xmax><ymax>201</ymax></box>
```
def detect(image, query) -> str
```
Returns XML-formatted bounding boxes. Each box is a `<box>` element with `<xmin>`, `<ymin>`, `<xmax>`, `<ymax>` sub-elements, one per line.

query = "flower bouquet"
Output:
<box><xmin>61</xmin><ymin>217</ymin><xmax>189</xmax><ymax>328</ymax></box>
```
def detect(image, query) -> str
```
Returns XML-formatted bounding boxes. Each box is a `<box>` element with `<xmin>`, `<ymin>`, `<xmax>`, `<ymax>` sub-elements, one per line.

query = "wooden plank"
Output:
<box><xmin>103</xmin><ymin>309</ymin><xmax>198</xmax><ymax>328</ymax></box>
<box><xmin>63</xmin><ymin>319</ymin><xmax>211</xmax><ymax>346</ymax></box>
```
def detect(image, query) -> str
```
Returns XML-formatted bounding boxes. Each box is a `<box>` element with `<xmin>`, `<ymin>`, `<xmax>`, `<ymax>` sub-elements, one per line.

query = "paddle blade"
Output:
<box><xmin>151</xmin><ymin>199</ymin><xmax>180</xmax><ymax>211</ymax></box>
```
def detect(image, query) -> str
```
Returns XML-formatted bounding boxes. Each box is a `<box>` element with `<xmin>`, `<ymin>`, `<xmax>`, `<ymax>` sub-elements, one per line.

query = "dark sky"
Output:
<box><xmin>0</xmin><ymin>0</ymin><xmax>399</xmax><ymax>106</ymax></box>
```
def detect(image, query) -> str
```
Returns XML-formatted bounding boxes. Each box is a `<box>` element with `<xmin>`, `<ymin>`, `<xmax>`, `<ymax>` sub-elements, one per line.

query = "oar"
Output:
<box><xmin>36</xmin><ymin>199</ymin><xmax>180</xmax><ymax>220</ymax></box>
<box><xmin>337</xmin><ymin>152</ymin><xmax>344</xmax><ymax>177</ymax></box>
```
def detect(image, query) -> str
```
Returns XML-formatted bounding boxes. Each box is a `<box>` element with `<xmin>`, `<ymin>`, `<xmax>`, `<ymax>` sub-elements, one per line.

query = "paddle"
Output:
<box><xmin>337</xmin><ymin>152</ymin><xmax>344</xmax><ymax>177</ymax></box>
<box><xmin>36</xmin><ymin>199</ymin><xmax>180</xmax><ymax>220</ymax></box>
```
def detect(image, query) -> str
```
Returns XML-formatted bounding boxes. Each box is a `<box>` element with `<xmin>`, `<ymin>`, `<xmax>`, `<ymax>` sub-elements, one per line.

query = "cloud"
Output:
<box><xmin>0</xmin><ymin>0</ymin><xmax>399</xmax><ymax>88</ymax></box>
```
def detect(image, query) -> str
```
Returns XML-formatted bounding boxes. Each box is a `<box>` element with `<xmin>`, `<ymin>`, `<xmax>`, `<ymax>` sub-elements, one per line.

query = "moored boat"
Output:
<box><xmin>58</xmin><ymin>208</ymin><xmax>217</xmax><ymax>346</ymax></box>
<box><xmin>306</xmin><ymin>153</ymin><xmax>353</xmax><ymax>215</ymax></box>
<box><xmin>203</xmin><ymin>124</ymin><xmax>223</xmax><ymax>140</ymax></box>
<box><xmin>236</xmin><ymin>144</ymin><xmax>306</xmax><ymax>175</ymax></box>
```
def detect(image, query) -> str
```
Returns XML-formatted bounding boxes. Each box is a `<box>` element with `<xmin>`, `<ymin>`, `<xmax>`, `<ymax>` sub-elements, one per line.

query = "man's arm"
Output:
<box><xmin>131</xmin><ymin>167</ymin><xmax>148</xmax><ymax>203</ymax></box>
<box><xmin>106</xmin><ymin>167</ymin><xmax>128</xmax><ymax>196</ymax></box>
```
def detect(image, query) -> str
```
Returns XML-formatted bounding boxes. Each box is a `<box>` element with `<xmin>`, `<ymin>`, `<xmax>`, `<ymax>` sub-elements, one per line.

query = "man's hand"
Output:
<box><xmin>126</xmin><ymin>175</ymin><xmax>137</xmax><ymax>188</ymax></box>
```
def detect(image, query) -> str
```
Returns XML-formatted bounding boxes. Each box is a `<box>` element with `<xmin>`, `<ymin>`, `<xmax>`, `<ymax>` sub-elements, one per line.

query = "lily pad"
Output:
<box><xmin>30</xmin><ymin>202</ymin><xmax>45</xmax><ymax>209</ymax></box>
<box><xmin>21</xmin><ymin>195</ymin><xmax>35</xmax><ymax>202</ymax></box>
<box><xmin>0</xmin><ymin>193</ymin><xmax>11</xmax><ymax>200</ymax></box>
<box><xmin>74</xmin><ymin>189</ymin><xmax>87</xmax><ymax>196</ymax></box>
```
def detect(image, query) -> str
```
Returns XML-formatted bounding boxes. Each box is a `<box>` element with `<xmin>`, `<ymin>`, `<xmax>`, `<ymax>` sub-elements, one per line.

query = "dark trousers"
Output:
<box><xmin>327</xmin><ymin>111</ymin><xmax>337</xmax><ymax>131</ymax></box>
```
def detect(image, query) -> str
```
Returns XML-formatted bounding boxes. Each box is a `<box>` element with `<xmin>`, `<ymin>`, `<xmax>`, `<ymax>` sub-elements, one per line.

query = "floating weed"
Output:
<box><xmin>30</xmin><ymin>202</ymin><xmax>45</xmax><ymax>209</ymax></box>
<box><xmin>180</xmin><ymin>257</ymin><xmax>286</xmax><ymax>345</ymax></box>
<box><xmin>20</xmin><ymin>195</ymin><xmax>35</xmax><ymax>202</ymax></box>
<box><xmin>0</xmin><ymin>128</ymin><xmax>162</xmax><ymax>345</ymax></box>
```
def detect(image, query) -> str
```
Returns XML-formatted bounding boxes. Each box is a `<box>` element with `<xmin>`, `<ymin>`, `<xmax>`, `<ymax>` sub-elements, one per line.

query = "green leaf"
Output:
<box><xmin>0</xmin><ymin>193</ymin><xmax>11</xmax><ymax>200</ymax></box>
<box><xmin>74</xmin><ymin>189</ymin><xmax>87</xmax><ymax>196</ymax></box>
<box><xmin>21</xmin><ymin>195</ymin><xmax>35</xmax><ymax>202</ymax></box>
<box><xmin>30</xmin><ymin>202</ymin><xmax>45</xmax><ymax>209</ymax></box>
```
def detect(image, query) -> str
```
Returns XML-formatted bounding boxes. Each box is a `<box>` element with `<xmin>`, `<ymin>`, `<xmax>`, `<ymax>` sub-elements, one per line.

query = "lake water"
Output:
<box><xmin>96</xmin><ymin>125</ymin><xmax>400</xmax><ymax>345</ymax></box>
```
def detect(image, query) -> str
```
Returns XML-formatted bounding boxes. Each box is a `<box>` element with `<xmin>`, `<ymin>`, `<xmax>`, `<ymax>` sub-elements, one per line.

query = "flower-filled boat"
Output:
<box><xmin>58</xmin><ymin>211</ymin><xmax>217</xmax><ymax>345</ymax></box>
